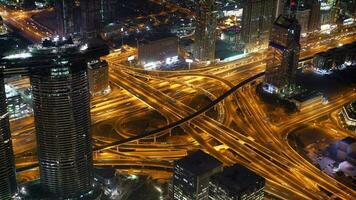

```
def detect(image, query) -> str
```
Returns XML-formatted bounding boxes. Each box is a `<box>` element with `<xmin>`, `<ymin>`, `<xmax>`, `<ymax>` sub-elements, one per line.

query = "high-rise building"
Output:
<box><xmin>101</xmin><ymin>0</ymin><xmax>119</xmax><ymax>24</ymax></box>
<box><xmin>0</xmin><ymin>74</ymin><xmax>17</xmax><ymax>200</ymax></box>
<box><xmin>1</xmin><ymin>38</ymin><xmax>109</xmax><ymax>199</ymax></box>
<box><xmin>30</xmin><ymin>40</ymin><xmax>94</xmax><ymax>198</ymax></box>
<box><xmin>55</xmin><ymin>0</ymin><xmax>81</xmax><ymax>36</ymax></box>
<box><xmin>335</xmin><ymin>0</ymin><xmax>356</xmax><ymax>18</ymax></box>
<box><xmin>55</xmin><ymin>0</ymin><xmax>117</xmax><ymax>38</ymax></box>
<box><xmin>88</xmin><ymin>59</ymin><xmax>110</xmax><ymax>96</ymax></box>
<box><xmin>264</xmin><ymin>5</ymin><xmax>301</xmax><ymax>96</ymax></box>
<box><xmin>22</xmin><ymin>0</ymin><xmax>36</xmax><ymax>9</ymax></box>
<box><xmin>307</xmin><ymin>0</ymin><xmax>321</xmax><ymax>32</ymax></box>
<box><xmin>172</xmin><ymin>150</ymin><xmax>223</xmax><ymax>200</ymax></box>
<box><xmin>296</xmin><ymin>7</ymin><xmax>310</xmax><ymax>34</ymax></box>
<box><xmin>241</xmin><ymin>0</ymin><xmax>275</xmax><ymax>52</ymax></box>
<box><xmin>194</xmin><ymin>0</ymin><xmax>218</xmax><ymax>62</ymax></box>
<box><xmin>209</xmin><ymin>164</ymin><xmax>266</xmax><ymax>200</ymax></box>
<box><xmin>274</xmin><ymin>0</ymin><xmax>287</xmax><ymax>19</ymax></box>
<box><xmin>81</xmin><ymin>0</ymin><xmax>103</xmax><ymax>38</ymax></box>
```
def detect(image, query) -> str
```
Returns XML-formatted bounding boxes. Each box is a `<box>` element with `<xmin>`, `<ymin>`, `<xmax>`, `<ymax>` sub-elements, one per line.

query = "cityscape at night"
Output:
<box><xmin>0</xmin><ymin>0</ymin><xmax>356</xmax><ymax>199</ymax></box>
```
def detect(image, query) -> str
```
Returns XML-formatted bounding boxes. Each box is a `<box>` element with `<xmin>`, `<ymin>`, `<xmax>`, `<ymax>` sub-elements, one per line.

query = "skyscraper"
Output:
<box><xmin>55</xmin><ymin>0</ymin><xmax>81</xmax><ymax>36</ymax></box>
<box><xmin>264</xmin><ymin>2</ymin><xmax>301</xmax><ymax>96</ymax></box>
<box><xmin>295</xmin><ymin>7</ymin><xmax>310</xmax><ymax>34</ymax></box>
<box><xmin>274</xmin><ymin>0</ymin><xmax>287</xmax><ymax>19</ymax></box>
<box><xmin>55</xmin><ymin>0</ymin><xmax>117</xmax><ymax>38</ymax></box>
<box><xmin>81</xmin><ymin>0</ymin><xmax>103</xmax><ymax>38</ymax></box>
<box><xmin>1</xmin><ymin>38</ymin><xmax>109</xmax><ymax>199</ymax></box>
<box><xmin>29</xmin><ymin>39</ymin><xmax>94</xmax><ymax>198</ymax></box>
<box><xmin>0</xmin><ymin>73</ymin><xmax>17</xmax><ymax>200</ymax></box>
<box><xmin>172</xmin><ymin>150</ymin><xmax>223</xmax><ymax>200</ymax></box>
<box><xmin>241</xmin><ymin>0</ymin><xmax>275</xmax><ymax>52</ymax></box>
<box><xmin>307</xmin><ymin>0</ymin><xmax>321</xmax><ymax>32</ymax></box>
<box><xmin>101</xmin><ymin>0</ymin><xmax>119</xmax><ymax>24</ymax></box>
<box><xmin>194</xmin><ymin>0</ymin><xmax>217</xmax><ymax>62</ymax></box>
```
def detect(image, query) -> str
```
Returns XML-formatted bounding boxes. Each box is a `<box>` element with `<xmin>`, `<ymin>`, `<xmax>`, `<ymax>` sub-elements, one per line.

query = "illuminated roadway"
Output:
<box><xmin>106</xmin><ymin>65</ymin><xmax>355</xmax><ymax>199</ymax></box>
<box><xmin>4</xmin><ymin>4</ymin><xmax>356</xmax><ymax>198</ymax></box>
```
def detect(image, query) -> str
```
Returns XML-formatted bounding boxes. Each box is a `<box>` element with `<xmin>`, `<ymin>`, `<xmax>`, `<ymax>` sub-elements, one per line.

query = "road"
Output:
<box><xmin>5</xmin><ymin>4</ymin><xmax>356</xmax><ymax>198</ymax></box>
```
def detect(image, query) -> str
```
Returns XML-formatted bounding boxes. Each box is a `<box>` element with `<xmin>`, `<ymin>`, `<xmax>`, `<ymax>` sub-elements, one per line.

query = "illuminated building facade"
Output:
<box><xmin>0</xmin><ymin>38</ymin><xmax>109</xmax><ymax>199</ymax></box>
<box><xmin>209</xmin><ymin>165</ymin><xmax>265</xmax><ymax>200</ymax></box>
<box><xmin>138</xmin><ymin>36</ymin><xmax>179</xmax><ymax>68</ymax></box>
<box><xmin>313</xmin><ymin>41</ymin><xmax>356</xmax><ymax>73</ymax></box>
<box><xmin>172</xmin><ymin>150</ymin><xmax>223</xmax><ymax>200</ymax></box>
<box><xmin>5</xmin><ymin>84</ymin><xmax>32</xmax><ymax>119</ymax></box>
<box><xmin>241</xmin><ymin>0</ymin><xmax>274</xmax><ymax>52</ymax></box>
<box><xmin>341</xmin><ymin>101</ymin><xmax>356</xmax><ymax>130</ymax></box>
<box><xmin>264</xmin><ymin>6</ymin><xmax>301</xmax><ymax>96</ymax></box>
<box><xmin>194</xmin><ymin>0</ymin><xmax>218</xmax><ymax>62</ymax></box>
<box><xmin>0</xmin><ymin>74</ymin><xmax>17</xmax><ymax>200</ymax></box>
<box><xmin>88</xmin><ymin>59</ymin><xmax>110</xmax><ymax>96</ymax></box>
<box><xmin>0</xmin><ymin>16</ymin><xmax>8</xmax><ymax>35</ymax></box>
<box><xmin>30</xmin><ymin>53</ymin><xmax>93</xmax><ymax>198</ymax></box>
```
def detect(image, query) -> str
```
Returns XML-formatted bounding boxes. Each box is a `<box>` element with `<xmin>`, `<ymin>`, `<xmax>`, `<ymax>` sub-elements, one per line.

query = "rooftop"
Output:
<box><xmin>291</xmin><ymin>90</ymin><xmax>322</xmax><ymax>102</ymax></box>
<box><xmin>345</xmin><ymin>101</ymin><xmax>356</xmax><ymax>120</ymax></box>
<box><xmin>175</xmin><ymin>150</ymin><xmax>222</xmax><ymax>176</ymax></box>
<box><xmin>340</xmin><ymin>136</ymin><xmax>356</xmax><ymax>145</ymax></box>
<box><xmin>210</xmin><ymin>164</ymin><xmax>265</xmax><ymax>195</ymax></box>
<box><xmin>274</xmin><ymin>15</ymin><xmax>299</xmax><ymax>29</ymax></box>
<box><xmin>138</xmin><ymin>33</ymin><xmax>177</xmax><ymax>44</ymax></box>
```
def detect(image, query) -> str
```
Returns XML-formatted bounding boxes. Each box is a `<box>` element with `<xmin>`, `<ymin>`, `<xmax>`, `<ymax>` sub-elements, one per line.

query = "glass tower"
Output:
<box><xmin>0</xmin><ymin>73</ymin><xmax>17</xmax><ymax>200</ymax></box>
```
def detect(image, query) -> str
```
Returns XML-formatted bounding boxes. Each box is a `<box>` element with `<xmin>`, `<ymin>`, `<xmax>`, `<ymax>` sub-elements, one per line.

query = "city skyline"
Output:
<box><xmin>0</xmin><ymin>0</ymin><xmax>356</xmax><ymax>199</ymax></box>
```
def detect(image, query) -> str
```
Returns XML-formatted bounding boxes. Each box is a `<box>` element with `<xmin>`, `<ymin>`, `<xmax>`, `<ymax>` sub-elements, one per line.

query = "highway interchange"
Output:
<box><xmin>1</xmin><ymin>5</ymin><xmax>356</xmax><ymax>200</ymax></box>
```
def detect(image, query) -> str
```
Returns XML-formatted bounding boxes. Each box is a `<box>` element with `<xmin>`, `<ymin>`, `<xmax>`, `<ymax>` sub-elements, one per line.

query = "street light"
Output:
<box><xmin>185</xmin><ymin>58</ymin><xmax>193</xmax><ymax>70</ymax></box>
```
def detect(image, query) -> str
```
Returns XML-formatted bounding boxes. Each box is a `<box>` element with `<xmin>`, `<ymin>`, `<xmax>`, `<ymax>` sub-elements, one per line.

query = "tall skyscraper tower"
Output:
<box><xmin>56</xmin><ymin>0</ymin><xmax>117</xmax><ymax>38</ymax></box>
<box><xmin>241</xmin><ymin>0</ymin><xmax>275</xmax><ymax>52</ymax></box>
<box><xmin>264</xmin><ymin>1</ymin><xmax>301</xmax><ymax>96</ymax></box>
<box><xmin>0</xmin><ymin>74</ymin><xmax>17</xmax><ymax>200</ymax></box>
<box><xmin>29</xmin><ymin>40</ymin><xmax>94</xmax><ymax>198</ymax></box>
<box><xmin>1</xmin><ymin>38</ymin><xmax>109</xmax><ymax>199</ymax></box>
<box><xmin>101</xmin><ymin>0</ymin><xmax>118</xmax><ymax>24</ymax></box>
<box><xmin>194</xmin><ymin>0</ymin><xmax>217</xmax><ymax>62</ymax></box>
<box><xmin>274</xmin><ymin>0</ymin><xmax>287</xmax><ymax>19</ymax></box>
<box><xmin>307</xmin><ymin>0</ymin><xmax>321</xmax><ymax>32</ymax></box>
<box><xmin>81</xmin><ymin>0</ymin><xmax>102</xmax><ymax>38</ymax></box>
<box><xmin>55</xmin><ymin>0</ymin><xmax>81</xmax><ymax>36</ymax></box>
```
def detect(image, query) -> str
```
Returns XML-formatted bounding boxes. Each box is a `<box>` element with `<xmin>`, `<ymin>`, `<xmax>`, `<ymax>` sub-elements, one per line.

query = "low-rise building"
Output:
<box><xmin>209</xmin><ymin>164</ymin><xmax>265</xmax><ymax>200</ymax></box>
<box><xmin>290</xmin><ymin>91</ymin><xmax>323</xmax><ymax>111</ymax></box>
<box><xmin>172</xmin><ymin>150</ymin><xmax>223</xmax><ymax>200</ymax></box>
<box><xmin>341</xmin><ymin>101</ymin><xmax>356</xmax><ymax>130</ymax></box>
<box><xmin>313</xmin><ymin>42</ymin><xmax>356</xmax><ymax>73</ymax></box>
<box><xmin>329</xmin><ymin>137</ymin><xmax>356</xmax><ymax>162</ymax></box>
<box><xmin>0</xmin><ymin>16</ymin><xmax>8</xmax><ymax>35</ymax></box>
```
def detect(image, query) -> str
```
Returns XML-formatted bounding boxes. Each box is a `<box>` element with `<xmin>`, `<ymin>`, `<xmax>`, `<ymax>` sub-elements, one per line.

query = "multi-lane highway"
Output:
<box><xmin>4</xmin><ymin>4</ymin><xmax>356</xmax><ymax>199</ymax></box>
